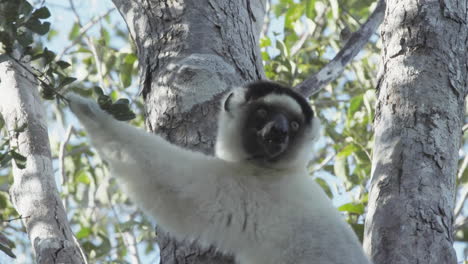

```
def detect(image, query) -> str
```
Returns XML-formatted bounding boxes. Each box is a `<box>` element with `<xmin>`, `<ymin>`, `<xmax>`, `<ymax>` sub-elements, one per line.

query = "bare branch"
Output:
<box><xmin>59</xmin><ymin>125</ymin><xmax>74</xmax><ymax>187</ymax></box>
<box><xmin>294</xmin><ymin>0</ymin><xmax>386</xmax><ymax>97</ymax></box>
<box><xmin>454</xmin><ymin>186</ymin><xmax>468</xmax><ymax>219</ymax></box>
<box><xmin>0</xmin><ymin>54</ymin><xmax>86</xmax><ymax>264</ymax></box>
<box><xmin>68</xmin><ymin>0</ymin><xmax>106</xmax><ymax>88</ymax></box>
<box><xmin>290</xmin><ymin>7</ymin><xmax>328</xmax><ymax>56</ymax></box>
<box><xmin>455</xmin><ymin>216</ymin><xmax>468</xmax><ymax>231</ymax></box>
<box><xmin>56</xmin><ymin>8</ymin><xmax>116</xmax><ymax>61</ymax></box>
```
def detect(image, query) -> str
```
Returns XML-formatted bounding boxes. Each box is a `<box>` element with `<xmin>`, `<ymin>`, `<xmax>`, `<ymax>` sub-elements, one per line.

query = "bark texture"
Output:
<box><xmin>0</xmin><ymin>55</ymin><xmax>85</xmax><ymax>263</ymax></box>
<box><xmin>112</xmin><ymin>0</ymin><xmax>265</xmax><ymax>262</ymax></box>
<box><xmin>364</xmin><ymin>1</ymin><xmax>467</xmax><ymax>263</ymax></box>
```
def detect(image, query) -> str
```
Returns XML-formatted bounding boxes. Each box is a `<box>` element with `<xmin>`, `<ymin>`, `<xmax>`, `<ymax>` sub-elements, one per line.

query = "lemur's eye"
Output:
<box><xmin>257</xmin><ymin>108</ymin><xmax>267</xmax><ymax>118</ymax></box>
<box><xmin>290</xmin><ymin>121</ymin><xmax>300</xmax><ymax>131</ymax></box>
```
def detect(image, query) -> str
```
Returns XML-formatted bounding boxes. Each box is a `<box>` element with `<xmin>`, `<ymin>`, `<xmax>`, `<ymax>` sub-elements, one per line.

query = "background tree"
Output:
<box><xmin>0</xmin><ymin>0</ymin><xmax>467</xmax><ymax>263</ymax></box>
<box><xmin>364</xmin><ymin>0</ymin><xmax>467</xmax><ymax>263</ymax></box>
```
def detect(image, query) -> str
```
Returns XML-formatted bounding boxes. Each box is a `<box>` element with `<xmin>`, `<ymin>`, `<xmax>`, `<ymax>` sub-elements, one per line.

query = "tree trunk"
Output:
<box><xmin>112</xmin><ymin>0</ymin><xmax>265</xmax><ymax>262</ymax></box>
<box><xmin>364</xmin><ymin>0</ymin><xmax>467</xmax><ymax>263</ymax></box>
<box><xmin>0</xmin><ymin>54</ymin><xmax>86</xmax><ymax>263</ymax></box>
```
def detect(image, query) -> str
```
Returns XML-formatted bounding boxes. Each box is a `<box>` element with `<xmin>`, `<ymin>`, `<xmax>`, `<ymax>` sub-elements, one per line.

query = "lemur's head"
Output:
<box><xmin>215</xmin><ymin>81</ymin><xmax>320</xmax><ymax>169</ymax></box>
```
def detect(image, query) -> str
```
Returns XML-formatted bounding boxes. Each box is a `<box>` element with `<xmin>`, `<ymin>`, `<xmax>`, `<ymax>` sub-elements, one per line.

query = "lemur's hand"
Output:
<box><xmin>67</xmin><ymin>94</ymin><xmax>110</xmax><ymax>130</ymax></box>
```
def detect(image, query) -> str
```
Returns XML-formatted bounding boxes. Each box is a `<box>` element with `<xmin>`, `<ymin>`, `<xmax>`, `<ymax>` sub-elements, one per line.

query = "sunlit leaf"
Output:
<box><xmin>305</xmin><ymin>0</ymin><xmax>316</xmax><ymax>19</ymax></box>
<box><xmin>338</xmin><ymin>202</ymin><xmax>365</xmax><ymax>214</ymax></box>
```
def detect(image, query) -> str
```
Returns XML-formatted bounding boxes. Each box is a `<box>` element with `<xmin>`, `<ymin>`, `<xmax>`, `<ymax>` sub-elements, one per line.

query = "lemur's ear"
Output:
<box><xmin>223</xmin><ymin>92</ymin><xmax>235</xmax><ymax>112</ymax></box>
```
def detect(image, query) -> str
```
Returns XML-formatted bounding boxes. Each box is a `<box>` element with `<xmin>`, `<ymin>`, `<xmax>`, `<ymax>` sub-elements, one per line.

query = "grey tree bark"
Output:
<box><xmin>112</xmin><ymin>0</ymin><xmax>265</xmax><ymax>262</ymax></box>
<box><xmin>0</xmin><ymin>54</ymin><xmax>86</xmax><ymax>264</ymax></box>
<box><xmin>363</xmin><ymin>0</ymin><xmax>467</xmax><ymax>263</ymax></box>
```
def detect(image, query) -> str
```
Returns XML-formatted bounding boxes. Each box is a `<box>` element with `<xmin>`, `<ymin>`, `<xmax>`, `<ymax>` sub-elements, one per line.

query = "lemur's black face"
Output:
<box><xmin>217</xmin><ymin>81</ymin><xmax>318</xmax><ymax>168</ymax></box>
<box><xmin>243</xmin><ymin>102</ymin><xmax>305</xmax><ymax>162</ymax></box>
<box><xmin>222</xmin><ymin>81</ymin><xmax>315</xmax><ymax>165</ymax></box>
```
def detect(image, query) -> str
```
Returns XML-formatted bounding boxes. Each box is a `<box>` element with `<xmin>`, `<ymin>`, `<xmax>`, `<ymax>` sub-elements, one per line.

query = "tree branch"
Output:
<box><xmin>294</xmin><ymin>0</ymin><xmax>386</xmax><ymax>97</ymax></box>
<box><xmin>56</xmin><ymin>7</ymin><xmax>115</xmax><ymax>61</ymax></box>
<box><xmin>0</xmin><ymin>53</ymin><xmax>87</xmax><ymax>264</ymax></box>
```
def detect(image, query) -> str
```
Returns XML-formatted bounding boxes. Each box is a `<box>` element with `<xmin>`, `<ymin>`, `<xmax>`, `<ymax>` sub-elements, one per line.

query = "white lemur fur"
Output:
<box><xmin>68</xmin><ymin>81</ymin><xmax>371</xmax><ymax>264</ymax></box>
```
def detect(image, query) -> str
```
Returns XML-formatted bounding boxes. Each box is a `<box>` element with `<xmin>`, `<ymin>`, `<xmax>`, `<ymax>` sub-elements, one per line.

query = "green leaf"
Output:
<box><xmin>10</xmin><ymin>150</ymin><xmax>26</xmax><ymax>162</ymax></box>
<box><xmin>276</xmin><ymin>40</ymin><xmax>289</xmax><ymax>57</ymax></box>
<box><xmin>59</xmin><ymin>77</ymin><xmax>77</xmax><ymax>88</ymax></box>
<box><xmin>284</xmin><ymin>4</ymin><xmax>304</xmax><ymax>29</ymax></box>
<box><xmin>97</xmin><ymin>95</ymin><xmax>112</xmax><ymax>110</ymax></box>
<box><xmin>0</xmin><ymin>243</ymin><xmax>16</xmax><ymax>259</ymax></box>
<box><xmin>0</xmin><ymin>193</ymin><xmax>7</xmax><ymax>209</ymax></box>
<box><xmin>115</xmin><ymin>98</ymin><xmax>130</xmax><ymax>105</ymax></box>
<box><xmin>337</xmin><ymin>144</ymin><xmax>359</xmax><ymax>158</ymax></box>
<box><xmin>40</xmin><ymin>85</ymin><xmax>56</xmax><ymax>100</ymax></box>
<box><xmin>334</xmin><ymin>155</ymin><xmax>349</xmax><ymax>183</ymax></box>
<box><xmin>0</xmin><ymin>31</ymin><xmax>13</xmax><ymax>53</ymax></box>
<box><xmin>42</xmin><ymin>48</ymin><xmax>56</xmax><ymax>64</ymax></box>
<box><xmin>93</xmin><ymin>86</ymin><xmax>104</xmax><ymax>96</ymax></box>
<box><xmin>120</xmin><ymin>53</ymin><xmax>137</xmax><ymax>88</ymax></box>
<box><xmin>350</xmin><ymin>223</ymin><xmax>365</xmax><ymax>242</ymax></box>
<box><xmin>18</xmin><ymin>1</ymin><xmax>33</xmax><ymax>17</ymax></box>
<box><xmin>315</xmin><ymin>177</ymin><xmax>333</xmax><ymax>198</ymax></box>
<box><xmin>16</xmin><ymin>31</ymin><xmax>33</xmax><ymax>47</ymax></box>
<box><xmin>455</xmin><ymin>227</ymin><xmax>468</xmax><ymax>242</ymax></box>
<box><xmin>120</xmin><ymin>63</ymin><xmax>133</xmax><ymax>88</ymax></box>
<box><xmin>94</xmin><ymin>233</ymin><xmax>111</xmax><ymax>258</ymax></box>
<box><xmin>47</xmin><ymin>29</ymin><xmax>58</xmax><ymax>41</ymax></box>
<box><xmin>460</xmin><ymin>169</ymin><xmax>468</xmax><ymax>184</ymax></box>
<box><xmin>100</xmin><ymin>27</ymin><xmax>110</xmax><ymax>45</ymax></box>
<box><xmin>0</xmin><ymin>154</ymin><xmax>12</xmax><ymax>168</ymax></box>
<box><xmin>56</xmin><ymin>60</ymin><xmax>71</xmax><ymax>69</ymax></box>
<box><xmin>113</xmin><ymin>112</ymin><xmax>136</xmax><ymax>121</ymax></box>
<box><xmin>68</xmin><ymin>22</ymin><xmax>80</xmax><ymax>40</ymax></box>
<box><xmin>25</xmin><ymin>19</ymin><xmax>50</xmax><ymax>35</ymax></box>
<box><xmin>363</xmin><ymin>89</ymin><xmax>375</xmax><ymax>121</ymax></box>
<box><xmin>10</xmin><ymin>150</ymin><xmax>26</xmax><ymax>169</ymax></box>
<box><xmin>338</xmin><ymin>202</ymin><xmax>365</xmax><ymax>214</ymax></box>
<box><xmin>348</xmin><ymin>95</ymin><xmax>363</xmax><ymax>118</ymax></box>
<box><xmin>305</xmin><ymin>0</ymin><xmax>316</xmax><ymax>19</ymax></box>
<box><xmin>76</xmin><ymin>171</ymin><xmax>90</xmax><ymax>184</ymax></box>
<box><xmin>76</xmin><ymin>227</ymin><xmax>92</xmax><ymax>239</ymax></box>
<box><xmin>259</xmin><ymin>37</ymin><xmax>271</xmax><ymax>48</ymax></box>
<box><xmin>31</xmin><ymin>7</ymin><xmax>51</xmax><ymax>19</ymax></box>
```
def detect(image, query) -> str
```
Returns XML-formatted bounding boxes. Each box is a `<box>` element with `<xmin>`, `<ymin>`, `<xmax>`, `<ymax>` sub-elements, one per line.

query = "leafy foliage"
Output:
<box><xmin>262</xmin><ymin>0</ymin><xmax>378</xmax><ymax>239</ymax></box>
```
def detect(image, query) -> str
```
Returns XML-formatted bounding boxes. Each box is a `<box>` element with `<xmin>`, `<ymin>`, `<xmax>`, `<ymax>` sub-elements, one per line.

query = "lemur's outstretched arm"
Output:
<box><xmin>68</xmin><ymin>95</ymin><xmax>228</xmax><ymax>239</ymax></box>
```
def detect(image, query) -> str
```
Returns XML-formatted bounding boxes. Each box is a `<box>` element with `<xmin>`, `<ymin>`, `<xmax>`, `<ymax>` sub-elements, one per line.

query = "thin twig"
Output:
<box><xmin>294</xmin><ymin>0</ymin><xmax>386</xmax><ymax>97</ymax></box>
<box><xmin>290</xmin><ymin>7</ymin><xmax>327</xmax><ymax>56</ymax></box>
<box><xmin>57</xmin><ymin>8</ymin><xmax>116</xmax><ymax>61</ymax></box>
<box><xmin>68</xmin><ymin>0</ymin><xmax>106</xmax><ymax>88</ymax></box>
<box><xmin>454</xmin><ymin>216</ymin><xmax>468</xmax><ymax>230</ymax></box>
<box><xmin>455</xmin><ymin>186</ymin><xmax>468</xmax><ymax>219</ymax></box>
<box><xmin>458</xmin><ymin>154</ymin><xmax>468</xmax><ymax>180</ymax></box>
<box><xmin>454</xmin><ymin>154</ymin><xmax>468</xmax><ymax>219</ymax></box>
<box><xmin>2</xmin><ymin>215</ymin><xmax>31</xmax><ymax>223</ymax></box>
<box><xmin>59</xmin><ymin>125</ymin><xmax>74</xmax><ymax>187</ymax></box>
<box><xmin>310</xmin><ymin>151</ymin><xmax>337</xmax><ymax>174</ymax></box>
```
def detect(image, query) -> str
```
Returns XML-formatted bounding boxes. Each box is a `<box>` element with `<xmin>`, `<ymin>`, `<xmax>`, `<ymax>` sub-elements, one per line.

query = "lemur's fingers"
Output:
<box><xmin>67</xmin><ymin>94</ymin><xmax>109</xmax><ymax>128</ymax></box>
